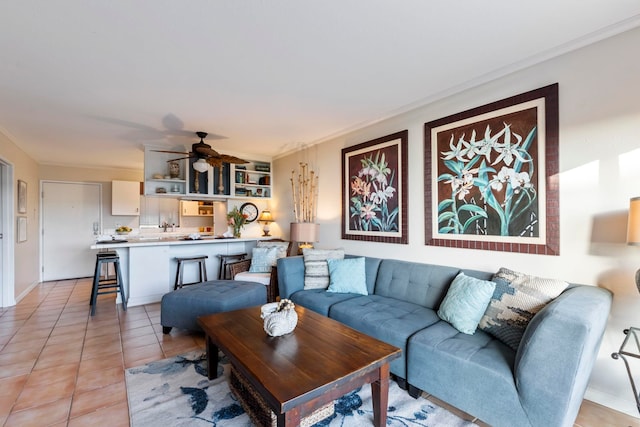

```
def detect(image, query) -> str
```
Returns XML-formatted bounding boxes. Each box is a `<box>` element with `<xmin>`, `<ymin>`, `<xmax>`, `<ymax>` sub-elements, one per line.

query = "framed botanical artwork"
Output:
<box><xmin>17</xmin><ymin>179</ymin><xmax>27</xmax><ymax>214</ymax></box>
<box><xmin>424</xmin><ymin>83</ymin><xmax>559</xmax><ymax>255</ymax></box>
<box><xmin>342</xmin><ymin>130</ymin><xmax>408</xmax><ymax>244</ymax></box>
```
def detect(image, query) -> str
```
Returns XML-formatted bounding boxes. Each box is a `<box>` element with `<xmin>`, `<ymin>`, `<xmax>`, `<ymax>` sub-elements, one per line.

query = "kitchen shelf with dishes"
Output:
<box><xmin>143</xmin><ymin>145</ymin><xmax>188</xmax><ymax>196</ymax></box>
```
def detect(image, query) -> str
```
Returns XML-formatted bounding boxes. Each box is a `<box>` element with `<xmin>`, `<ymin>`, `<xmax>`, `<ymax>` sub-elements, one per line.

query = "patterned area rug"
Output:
<box><xmin>125</xmin><ymin>350</ymin><xmax>478</xmax><ymax>427</ymax></box>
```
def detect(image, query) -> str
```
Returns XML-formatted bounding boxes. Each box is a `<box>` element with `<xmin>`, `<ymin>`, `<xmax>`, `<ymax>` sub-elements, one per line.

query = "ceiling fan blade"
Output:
<box><xmin>152</xmin><ymin>149</ymin><xmax>190</xmax><ymax>155</ymax></box>
<box><xmin>206</xmin><ymin>158</ymin><xmax>222</xmax><ymax>167</ymax></box>
<box><xmin>218</xmin><ymin>154</ymin><xmax>249</xmax><ymax>164</ymax></box>
<box><xmin>194</xmin><ymin>145</ymin><xmax>220</xmax><ymax>157</ymax></box>
<box><xmin>167</xmin><ymin>156</ymin><xmax>194</xmax><ymax>162</ymax></box>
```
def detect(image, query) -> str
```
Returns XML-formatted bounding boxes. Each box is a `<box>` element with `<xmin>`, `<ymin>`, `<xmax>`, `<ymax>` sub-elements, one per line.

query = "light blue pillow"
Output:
<box><xmin>437</xmin><ymin>272</ymin><xmax>496</xmax><ymax>335</ymax></box>
<box><xmin>326</xmin><ymin>257</ymin><xmax>368</xmax><ymax>295</ymax></box>
<box><xmin>249</xmin><ymin>247</ymin><xmax>279</xmax><ymax>273</ymax></box>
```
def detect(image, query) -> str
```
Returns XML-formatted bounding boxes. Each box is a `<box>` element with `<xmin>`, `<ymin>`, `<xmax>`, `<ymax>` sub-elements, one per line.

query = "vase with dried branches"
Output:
<box><xmin>290</xmin><ymin>163</ymin><xmax>319</xmax><ymax>251</ymax></box>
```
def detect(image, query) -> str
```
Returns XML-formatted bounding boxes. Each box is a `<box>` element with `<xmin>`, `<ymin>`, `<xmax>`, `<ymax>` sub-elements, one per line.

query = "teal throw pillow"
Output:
<box><xmin>249</xmin><ymin>247</ymin><xmax>279</xmax><ymax>273</ymax></box>
<box><xmin>437</xmin><ymin>272</ymin><xmax>496</xmax><ymax>335</ymax></box>
<box><xmin>326</xmin><ymin>257</ymin><xmax>368</xmax><ymax>295</ymax></box>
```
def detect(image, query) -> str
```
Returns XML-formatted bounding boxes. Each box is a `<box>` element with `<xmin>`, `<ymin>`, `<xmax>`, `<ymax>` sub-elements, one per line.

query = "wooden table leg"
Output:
<box><xmin>277</xmin><ymin>407</ymin><xmax>301</xmax><ymax>427</ymax></box>
<box><xmin>371</xmin><ymin>363</ymin><xmax>390</xmax><ymax>427</ymax></box>
<box><xmin>205</xmin><ymin>335</ymin><xmax>219</xmax><ymax>380</ymax></box>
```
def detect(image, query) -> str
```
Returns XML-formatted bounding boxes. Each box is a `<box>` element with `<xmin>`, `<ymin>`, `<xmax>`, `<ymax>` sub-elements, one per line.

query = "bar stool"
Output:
<box><xmin>91</xmin><ymin>251</ymin><xmax>126</xmax><ymax>316</ymax></box>
<box><xmin>217</xmin><ymin>253</ymin><xmax>247</xmax><ymax>279</ymax></box>
<box><xmin>174</xmin><ymin>255</ymin><xmax>209</xmax><ymax>290</ymax></box>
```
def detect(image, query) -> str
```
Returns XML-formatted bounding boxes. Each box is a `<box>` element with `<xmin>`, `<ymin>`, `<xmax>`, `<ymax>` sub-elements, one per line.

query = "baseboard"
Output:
<box><xmin>14</xmin><ymin>280</ymin><xmax>39</xmax><ymax>304</ymax></box>
<box><xmin>584</xmin><ymin>386</ymin><xmax>639</xmax><ymax>419</ymax></box>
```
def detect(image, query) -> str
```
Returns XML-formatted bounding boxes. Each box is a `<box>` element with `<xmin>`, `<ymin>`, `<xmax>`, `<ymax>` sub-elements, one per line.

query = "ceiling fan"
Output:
<box><xmin>152</xmin><ymin>131</ymin><xmax>248</xmax><ymax>173</ymax></box>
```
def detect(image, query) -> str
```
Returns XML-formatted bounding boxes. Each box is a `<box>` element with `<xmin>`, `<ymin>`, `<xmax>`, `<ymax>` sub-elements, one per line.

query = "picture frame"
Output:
<box><xmin>342</xmin><ymin>130</ymin><xmax>408</xmax><ymax>244</ymax></box>
<box><xmin>17</xmin><ymin>217</ymin><xmax>27</xmax><ymax>242</ymax></box>
<box><xmin>424</xmin><ymin>83</ymin><xmax>559</xmax><ymax>255</ymax></box>
<box><xmin>17</xmin><ymin>179</ymin><xmax>27</xmax><ymax>214</ymax></box>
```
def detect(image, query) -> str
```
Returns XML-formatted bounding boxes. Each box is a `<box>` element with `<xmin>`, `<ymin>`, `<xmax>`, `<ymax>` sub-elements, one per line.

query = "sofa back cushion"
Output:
<box><xmin>374</xmin><ymin>260</ymin><xmax>461</xmax><ymax>308</ymax></box>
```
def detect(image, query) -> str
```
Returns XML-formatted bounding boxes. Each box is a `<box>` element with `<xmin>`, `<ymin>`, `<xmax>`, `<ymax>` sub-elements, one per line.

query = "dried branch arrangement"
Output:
<box><xmin>290</xmin><ymin>162</ymin><xmax>318</xmax><ymax>223</ymax></box>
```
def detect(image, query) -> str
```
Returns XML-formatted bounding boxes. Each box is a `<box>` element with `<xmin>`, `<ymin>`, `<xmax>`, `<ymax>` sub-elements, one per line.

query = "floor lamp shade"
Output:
<box><xmin>290</xmin><ymin>222</ymin><xmax>319</xmax><ymax>243</ymax></box>
<box><xmin>627</xmin><ymin>197</ymin><xmax>640</xmax><ymax>245</ymax></box>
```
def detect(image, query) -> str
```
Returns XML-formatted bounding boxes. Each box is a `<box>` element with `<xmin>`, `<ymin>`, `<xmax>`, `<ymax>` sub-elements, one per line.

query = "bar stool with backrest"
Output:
<box><xmin>217</xmin><ymin>253</ymin><xmax>247</xmax><ymax>280</ymax></box>
<box><xmin>91</xmin><ymin>251</ymin><xmax>127</xmax><ymax>316</ymax></box>
<box><xmin>174</xmin><ymin>255</ymin><xmax>209</xmax><ymax>290</ymax></box>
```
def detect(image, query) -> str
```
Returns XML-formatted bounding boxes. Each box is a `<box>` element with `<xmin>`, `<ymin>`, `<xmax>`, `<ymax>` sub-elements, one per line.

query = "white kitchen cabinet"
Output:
<box><xmin>112</xmin><ymin>180</ymin><xmax>140</xmax><ymax>215</ymax></box>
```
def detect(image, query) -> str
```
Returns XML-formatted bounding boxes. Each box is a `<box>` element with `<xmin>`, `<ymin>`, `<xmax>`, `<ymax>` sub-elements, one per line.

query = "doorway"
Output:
<box><xmin>0</xmin><ymin>159</ymin><xmax>15</xmax><ymax>307</ymax></box>
<box><xmin>41</xmin><ymin>181</ymin><xmax>102</xmax><ymax>281</ymax></box>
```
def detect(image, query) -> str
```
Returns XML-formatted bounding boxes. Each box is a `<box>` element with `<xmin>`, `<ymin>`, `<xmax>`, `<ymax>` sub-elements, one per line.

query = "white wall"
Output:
<box><xmin>273</xmin><ymin>26</ymin><xmax>640</xmax><ymax>417</ymax></box>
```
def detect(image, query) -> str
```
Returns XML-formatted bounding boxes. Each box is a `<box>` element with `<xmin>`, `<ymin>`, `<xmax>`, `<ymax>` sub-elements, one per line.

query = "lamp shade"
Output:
<box><xmin>627</xmin><ymin>197</ymin><xmax>640</xmax><ymax>245</ymax></box>
<box><xmin>193</xmin><ymin>158</ymin><xmax>208</xmax><ymax>173</ymax></box>
<box><xmin>290</xmin><ymin>222</ymin><xmax>319</xmax><ymax>242</ymax></box>
<box><xmin>258</xmin><ymin>210</ymin><xmax>274</xmax><ymax>223</ymax></box>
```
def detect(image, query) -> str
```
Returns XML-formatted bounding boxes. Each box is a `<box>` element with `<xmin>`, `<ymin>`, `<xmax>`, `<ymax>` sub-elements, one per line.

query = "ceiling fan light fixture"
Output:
<box><xmin>193</xmin><ymin>158</ymin><xmax>209</xmax><ymax>173</ymax></box>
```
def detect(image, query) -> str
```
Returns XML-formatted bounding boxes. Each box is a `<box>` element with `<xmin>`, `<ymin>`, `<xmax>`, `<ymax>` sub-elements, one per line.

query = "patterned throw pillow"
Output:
<box><xmin>249</xmin><ymin>247</ymin><xmax>280</xmax><ymax>273</ymax></box>
<box><xmin>478</xmin><ymin>267</ymin><xmax>569</xmax><ymax>350</ymax></box>
<box><xmin>256</xmin><ymin>241</ymin><xmax>289</xmax><ymax>259</ymax></box>
<box><xmin>303</xmin><ymin>248</ymin><xmax>345</xmax><ymax>290</ymax></box>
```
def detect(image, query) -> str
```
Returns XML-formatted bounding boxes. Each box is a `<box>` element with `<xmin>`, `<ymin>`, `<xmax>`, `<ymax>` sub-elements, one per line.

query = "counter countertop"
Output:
<box><xmin>90</xmin><ymin>235</ymin><xmax>271</xmax><ymax>249</ymax></box>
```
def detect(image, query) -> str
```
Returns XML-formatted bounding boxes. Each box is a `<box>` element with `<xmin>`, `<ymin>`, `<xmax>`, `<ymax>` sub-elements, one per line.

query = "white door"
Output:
<box><xmin>42</xmin><ymin>182</ymin><xmax>102</xmax><ymax>280</ymax></box>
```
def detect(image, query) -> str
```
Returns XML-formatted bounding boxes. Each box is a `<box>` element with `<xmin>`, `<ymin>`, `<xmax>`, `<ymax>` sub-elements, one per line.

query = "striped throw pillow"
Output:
<box><xmin>303</xmin><ymin>248</ymin><xmax>345</xmax><ymax>290</ymax></box>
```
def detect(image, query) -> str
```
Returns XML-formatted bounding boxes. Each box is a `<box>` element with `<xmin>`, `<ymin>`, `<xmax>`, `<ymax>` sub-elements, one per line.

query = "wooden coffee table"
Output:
<box><xmin>198</xmin><ymin>305</ymin><xmax>401</xmax><ymax>427</ymax></box>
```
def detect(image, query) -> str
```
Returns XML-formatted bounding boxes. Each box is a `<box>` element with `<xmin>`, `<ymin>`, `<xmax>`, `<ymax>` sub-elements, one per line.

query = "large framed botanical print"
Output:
<box><xmin>424</xmin><ymin>84</ymin><xmax>559</xmax><ymax>255</ymax></box>
<box><xmin>342</xmin><ymin>130</ymin><xmax>408</xmax><ymax>244</ymax></box>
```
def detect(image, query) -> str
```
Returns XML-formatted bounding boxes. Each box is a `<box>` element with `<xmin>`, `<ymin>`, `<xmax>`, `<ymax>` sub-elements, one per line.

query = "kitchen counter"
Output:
<box><xmin>90</xmin><ymin>235</ymin><xmax>267</xmax><ymax>250</ymax></box>
<box><xmin>91</xmin><ymin>235</ymin><xmax>271</xmax><ymax>307</ymax></box>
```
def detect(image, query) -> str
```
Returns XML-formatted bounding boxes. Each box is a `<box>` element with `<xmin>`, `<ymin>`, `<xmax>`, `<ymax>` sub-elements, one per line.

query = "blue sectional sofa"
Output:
<box><xmin>277</xmin><ymin>255</ymin><xmax>612</xmax><ymax>427</ymax></box>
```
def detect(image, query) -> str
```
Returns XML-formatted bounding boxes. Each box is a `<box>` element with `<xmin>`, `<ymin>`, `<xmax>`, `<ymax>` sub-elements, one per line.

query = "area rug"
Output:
<box><xmin>125</xmin><ymin>350</ymin><xmax>478</xmax><ymax>427</ymax></box>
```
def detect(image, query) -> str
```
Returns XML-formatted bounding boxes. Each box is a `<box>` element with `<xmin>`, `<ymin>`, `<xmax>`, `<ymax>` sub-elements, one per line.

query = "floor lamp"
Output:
<box><xmin>612</xmin><ymin>196</ymin><xmax>640</xmax><ymax>414</ymax></box>
<box><xmin>290</xmin><ymin>223</ymin><xmax>319</xmax><ymax>255</ymax></box>
<box><xmin>628</xmin><ymin>196</ymin><xmax>640</xmax><ymax>292</ymax></box>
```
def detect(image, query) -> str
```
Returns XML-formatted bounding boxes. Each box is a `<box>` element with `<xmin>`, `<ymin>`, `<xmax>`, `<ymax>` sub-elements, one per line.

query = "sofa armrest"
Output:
<box><xmin>515</xmin><ymin>285</ymin><xmax>612</xmax><ymax>427</ymax></box>
<box><xmin>277</xmin><ymin>256</ymin><xmax>305</xmax><ymax>298</ymax></box>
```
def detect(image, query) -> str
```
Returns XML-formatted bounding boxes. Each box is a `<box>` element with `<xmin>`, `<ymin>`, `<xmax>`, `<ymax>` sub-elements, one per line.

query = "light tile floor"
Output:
<box><xmin>0</xmin><ymin>278</ymin><xmax>638</xmax><ymax>426</ymax></box>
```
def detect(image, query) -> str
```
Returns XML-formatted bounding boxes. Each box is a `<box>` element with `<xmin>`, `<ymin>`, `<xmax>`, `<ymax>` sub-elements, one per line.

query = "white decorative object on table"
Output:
<box><xmin>262</xmin><ymin>299</ymin><xmax>297</xmax><ymax>337</ymax></box>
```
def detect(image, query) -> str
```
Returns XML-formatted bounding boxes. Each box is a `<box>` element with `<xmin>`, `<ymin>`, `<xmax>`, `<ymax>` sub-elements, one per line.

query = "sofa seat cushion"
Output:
<box><xmin>407</xmin><ymin>320</ymin><xmax>526</xmax><ymax>427</ymax></box>
<box><xmin>289</xmin><ymin>289</ymin><xmax>360</xmax><ymax>316</ymax></box>
<box><xmin>329</xmin><ymin>295</ymin><xmax>440</xmax><ymax>378</ymax></box>
<box><xmin>234</xmin><ymin>271</ymin><xmax>271</xmax><ymax>286</ymax></box>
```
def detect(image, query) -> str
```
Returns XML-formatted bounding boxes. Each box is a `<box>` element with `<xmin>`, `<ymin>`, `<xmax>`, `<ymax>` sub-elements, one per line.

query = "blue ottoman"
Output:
<box><xmin>161</xmin><ymin>280</ymin><xmax>267</xmax><ymax>333</ymax></box>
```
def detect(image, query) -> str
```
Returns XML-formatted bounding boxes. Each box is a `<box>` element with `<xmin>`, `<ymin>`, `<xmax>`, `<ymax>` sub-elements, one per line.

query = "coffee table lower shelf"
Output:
<box><xmin>229</xmin><ymin>366</ymin><xmax>335</xmax><ymax>427</ymax></box>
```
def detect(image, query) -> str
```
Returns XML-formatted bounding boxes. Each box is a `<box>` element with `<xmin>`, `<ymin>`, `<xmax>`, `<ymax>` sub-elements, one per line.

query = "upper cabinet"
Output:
<box><xmin>112</xmin><ymin>180</ymin><xmax>140</xmax><ymax>215</ymax></box>
<box><xmin>144</xmin><ymin>145</ymin><xmax>271</xmax><ymax>199</ymax></box>
<box><xmin>144</xmin><ymin>145</ymin><xmax>187</xmax><ymax>196</ymax></box>
<box><xmin>185</xmin><ymin>158</ymin><xmax>272</xmax><ymax>199</ymax></box>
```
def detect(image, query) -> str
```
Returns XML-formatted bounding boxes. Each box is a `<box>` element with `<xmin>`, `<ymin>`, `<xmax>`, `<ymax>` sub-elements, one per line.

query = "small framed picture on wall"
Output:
<box><xmin>17</xmin><ymin>179</ymin><xmax>27</xmax><ymax>214</ymax></box>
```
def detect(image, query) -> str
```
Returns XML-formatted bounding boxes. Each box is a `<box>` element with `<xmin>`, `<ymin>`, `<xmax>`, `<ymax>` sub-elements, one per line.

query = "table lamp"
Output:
<box><xmin>627</xmin><ymin>196</ymin><xmax>640</xmax><ymax>293</ymax></box>
<box><xmin>258</xmin><ymin>210</ymin><xmax>275</xmax><ymax>236</ymax></box>
<box><xmin>290</xmin><ymin>222</ymin><xmax>319</xmax><ymax>254</ymax></box>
